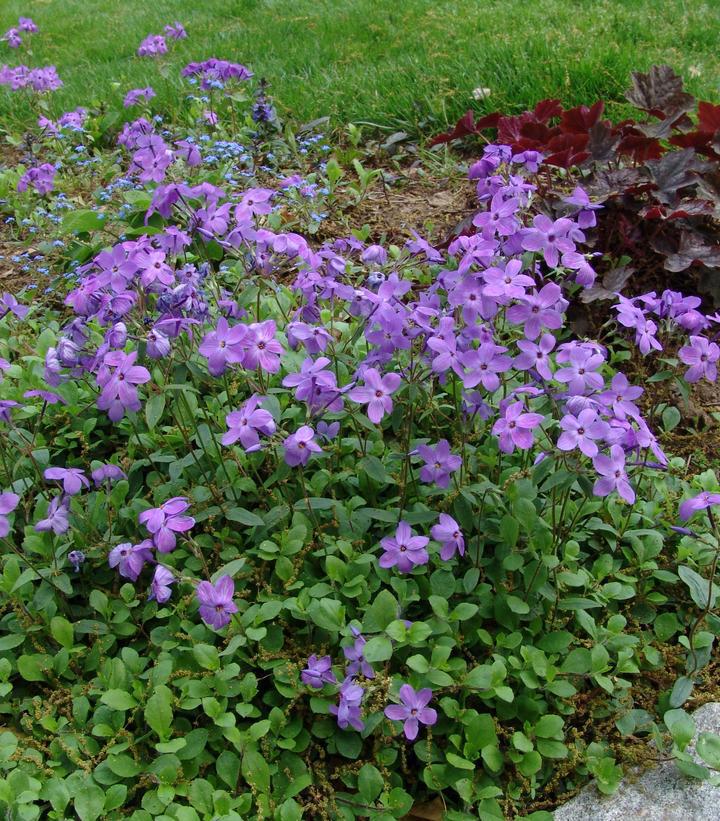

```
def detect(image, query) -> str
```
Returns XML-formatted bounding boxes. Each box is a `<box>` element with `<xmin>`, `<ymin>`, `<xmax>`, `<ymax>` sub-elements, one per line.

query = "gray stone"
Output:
<box><xmin>554</xmin><ymin>702</ymin><xmax>720</xmax><ymax>821</ymax></box>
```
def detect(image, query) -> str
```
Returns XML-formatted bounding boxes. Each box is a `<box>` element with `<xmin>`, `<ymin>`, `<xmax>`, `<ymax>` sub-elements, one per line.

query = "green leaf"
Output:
<box><xmin>670</xmin><ymin>676</ymin><xmax>694</xmax><ymax>708</ymax></box>
<box><xmin>193</xmin><ymin>643</ymin><xmax>220</xmax><ymax>671</ymax></box>
<box><xmin>697</xmin><ymin>733</ymin><xmax>720</xmax><ymax>769</ymax></box>
<box><xmin>145</xmin><ymin>393</ymin><xmax>165</xmax><ymax>430</ymax></box>
<box><xmin>679</xmin><ymin>565</ymin><xmax>716</xmax><ymax>610</ymax></box>
<box><xmin>357</xmin><ymin>763</ymin><xmax>384</xmax><ymax>802</ymax></box>
<box><xmin>308</xmin><ymin>599</ymin><xmax>345</xmax><ymax>632</ymax></box>
<box><xmin>363</xmin><ymin>589</ymin><xmax>399</xmax><ymax>632</ymax></box>
<box><xmin>227</xmin><ymin>507</ymin><xmax>265</xmax><ymax>527</ymax></box>
<box><xmin>74</xmin><ymin>783</ymin><xmax>106</xmax><ymax>821</ymax></box>
<box><xmin>145</xmin><ymin>684</ymin><xmax>173</xmax><ymax>742</ymax></box>
<box><xmin>664</xmin><ymin>708</ymin><xmax>695</xmax><ymax>750</ymax></box>
<box><xmin>62</xmin><ymin>209</ymin><xmax>106</xmax><ymax>235</ymax></box>
<box><xmin>100</xmin><ymin>689</ymin><xmax>138</xmax><ymax>711</ymax></box>
<box><xmin>242</xmin><ymin>749</ymin><xmax>270</xmax><ymax>793</ymax></box>
<box><xmin>50</xmin><ymin>616</ymin><xmax>74</xmax><ymax>649</ymax></box>
<box><xmin>107</xmin><ymin>754</ymin><xmax>141</xmax><ymax>778</ymax></box>
<box><xmin>363</xmin><ymin>636</ymin><xmax>393</xmax><ymax>663</ymax></box>
<box><xmin>446</xmin><ymin>752</ymin><xmax>475</xmax><ymax>770</ymax></box>
<box><xmin>217</xmin><ymin>750</ymin><xmax>241</xmax><ymax>789</ymax></box>
<box><xmin>535</xmin><ymin>714</ymin><xmax>564</xmax><ymax>738</ymax></box>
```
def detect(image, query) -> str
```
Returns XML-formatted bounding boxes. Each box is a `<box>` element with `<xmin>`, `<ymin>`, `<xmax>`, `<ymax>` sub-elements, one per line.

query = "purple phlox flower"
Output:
<box><xmin>287</xmin><ymin>321</ymin><xmax>332</xmax><ymax>354</ymax></box>
<box><xmin>431</xmin><ymin>513</ymin><xmax>465</xmax><ymax>560</ymax></box>
<box><xmin>96</xmin><ymin>350</ymin><xmax>151</xmax><ymax>422</ymax></box>
<box><xmin>199</xmin><ymin>317</ymin><xmax>248</xmax><ymax>376</ymax></box>
<box><xmin>146</xmin><ymin>326</ymin><xmax>171</xmax><ymax>359</ymax></box>
<box><xmin>109</xmin><ymin>540</ymin><xmax>154</xmax><ymax>581</ymax></box>
<box><xmin>23</xmin><ymin>389</ymin><xmax>66</xmax><ymax>405</ymax></box>
<box><xmin>343</xmin><ymin>633</ymin><xmax>375</xmax><ymax>679</ymax></box>
<box><xmin>679</xmin><ymin>336</ymin><xmax>719</xmax><ymax>383</ymax></box>
<box><xmin>137</xmin><ymin>33</ymin><xmax>167</xmax><ymax>57</ymax></box>
<box><xmin>35</xmin><ymin>495</ymin><xmax>70</xmax><ymax>535</ymax></box>
<box><xmin>316</xmin><ymin>420</ymin><xmax>340</xmax><ymax>442</ymax></box>
<box><xmin>555</xmin><ymin>347</ymin><xmax>605</xmax><ymax>395</ymax></box>
<box><xmin>636</xmin><ymin>319</ymin><xmax>662</xmax><ymax>355</ymax></box>
<box><xmin>282</xmin><ymin>357</ymin><xmax>342</xmax><ymax>413</ymax></box>
<box><xmin>283</xmin><ymin>425</ymin><xmax>323</xmax><ymax>467</ymax></box>
<box><xmin>450</xmin><ymin>275</ymin><xmax>497</xmax><ymax>323</ymax></box>
<box><xmin>0</xmin><ymin>292</ymin><xmax>29</xmax><ymax>319</ymax></box>
<box><xmin>679</xmin><ymin>491</ymin><xmax>720</xmax><ymax>522</ymax></box>
<box><xmin>18</xmin><ymin>17</ymin><xmax>38</xmax><ymax>33</ymax></box>
<box><xmin>347</xmin><ymin>368</ymin><xmax>401</xmax><ymax>424</ymax></box>
<box><xmin>492</xmin><ymin>401</ymin><xmax>544</xmax><ymax>454</ymax></box>
<box><xmin>506</xmin><ymin>283</ymin><xmax>565</xmax><ymax>340</ymax></box>
<box><xmin>482</xmin><ymin>259</ymin><xmax>535</xmax><ymax>300</ymax></box>
<box><xmin>164</xmin><ymin>21</ymin><xmax>187</xmax><ymax>40</ymax></box>
<box><xmin>427</xmin><ymin>328</ymin><xmax>464</xmax><ymax>378</ymax></box>
<box><xmin>515</xmin><ymin>333</ymin><xmax>556</xmax><ymax>380</ymax></box>
<box><xmin>124</xmin><ymin>86</ymin><xmax>156</xmax><ymax>108</ymax></box>
<box><xmin>557</xmin><ymin>408</ymin><xmax>610</xmax><ymax>458</ymax></box>
<box><xmin>301</xmin><ymin>654</ymin><xmax>337</xmax><ymax>688</ymax></box>
<box><xmin>384</xmin><ymin>684</ymin><xmax>437</xmax><ymax>741</ymax></box>
<box><xmin>0</xmin><ymin>491</ymin><xmax>20</xmax><ymax>538</ymax></box>
<box><xmin>597</xmin><ymin>373</ymin><xmax>643</xmax><ymax>420</ymax></box>
<box><xmin>563</xmin><ymin>186</ymin><xmax>602</xmax><ymax>229</ymax></box>
<box><xmin>472</xmin><ymin>191</ymin><xmax>519</xmax><ymax>237</ymax></box>
<box><xmin>406</xmin><ymin>230</ymin><xmax>443</xmax><ymax>262</ymax></box>
<box><xmin>67</xmin><ymin>550</ymin><xmax>85</xmax><ymax>572</ymax></box>
<box><xmin>222</xmin><ymin>394</ymin><xmax>276</xmax><ymax>451</ymax></box>
<box><xmin>522</xmin><ymin>214</ymin><xmax>577</xmax><ymax>267</ymax></box>
<box><xmin>139</xmin><ymin>496</ymin><xmax>195</xmax><ymax>553</ymax></box>
<box><xmin>196</xmin><ymin>575</ymin><xmax>238</xmax><ymax>629</ymax></box>
<box><xmin>44</xmin><ymin>467</ymin><xmax>89</xmax><ymax>496</ymax></box>
<box><xmin>460</xmin><ymin>342</ymin><xmax>512</xmax><ymax>391</ymax></box>
<box><xmin>175</xmin><ymin>138</ymin><xmax>202</xmax><ymax>167</ymax></box>
<box><xmin>91</xmin><ymin>463</ymin><xmax>127</xmax><ymax>487</ymax></box>
<box><xmin>0</xmin><ymin>400</ymin><xmax>18</xmax><ymax>423</ymax></box>
<box><xmin>379</xmin><ymin>521</ymin><xmax>430</xmax><ymax>573</ymax></box>
<box><xmin>17</xmin><ymin>163</ymin><xmax>55</xmax><ymax>195</ymax></box>
<box><xmin>329</xmin><ymin>678</ymin><xmax>365</xmax><ymax>732</ymax></box>
<box><xmin>592</xmin><ymin>445</ymin><xmax>635</xmax><ymax>504</ymax></box>
<box><xmin>150</xmin><ymin>565</ymin><xmax>175</xmax><ymax>603</ymax></box>
<box><xmin>243</xmin><ymin>320</ymin><xmax>284</xmax><ymax>373</ymax></box>
<box><xmin>416</xmin><ymin>439</ymin><xmax>462</xmax><ymax>488</ymax></box>
<box><xmin>362</xmin><ymin>244</ymin><xmax>388</xmax><ymax>265</ymax></box>
<box><xmin>3</xmin><ymin>29</ymin><xmax>22</xmax><ymax>48</ymax></box>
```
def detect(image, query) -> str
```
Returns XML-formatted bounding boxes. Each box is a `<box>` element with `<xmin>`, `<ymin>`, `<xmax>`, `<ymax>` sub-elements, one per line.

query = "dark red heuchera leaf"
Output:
<box><xmin>587</xmin><ymin>122</ymin><xmax>621</xmax><ymax>162</ymax></box>
<box><xmin>533</xmin><ymin>98</ymin><xmax>563</xmax><ymax>123</ymax></box>
<box><xmin>427</xmin><ymin>110</ymin><xmax>500</xmax><ymax>147</ymax></box>
<box><xmin>698</xmin><ymin>101</ymin><xmax>720</xmax><ymax>133</ymax></box>
<box><xmin>616</xmin><ymin>131</ymin><xmax>664</xmax><ymax>162</ymax></box>
<box><xmin>544</xmin><ymin>147</ymin><xmax>589</xmax><ymax>169</ymax></box>
<box><xmin>669</xmin><ymin>131</ymin><xmax>715</xmax><ymax>155</ymax></box>
<box><xmin>645</xmin><ymin>148</ymin><xmax>698</xmax><ymax>202</ymax></box>
<box><xmin>497</xmin><ymin>112</ymin><xmax>538</xmax><ymax>146</ymax></box>
<box><xmin>660</xmin><ymin>231</ymin><xmax>720</xmax><ymax>272</ymax></box>
<box><xmin>560</xmin><ymin>101</ymin><xmax>605</xmax><ymax>133</ymax></box>
<box><xmin>624</xmin><ymin>65</ymin><xmax>695</xmax><ymax>118</ymax></box>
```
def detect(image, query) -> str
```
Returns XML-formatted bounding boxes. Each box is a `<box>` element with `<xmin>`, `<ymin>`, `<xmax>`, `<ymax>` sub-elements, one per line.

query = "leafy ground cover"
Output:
<box><xmin>1</xmin><ymin>0</ymin><xmax>720</xmax><ymax>133</ymax></box>
<box><xmin>3</xmin><ymin>13</ymin><xmax>720</xmax><ymax>821</ymax></box>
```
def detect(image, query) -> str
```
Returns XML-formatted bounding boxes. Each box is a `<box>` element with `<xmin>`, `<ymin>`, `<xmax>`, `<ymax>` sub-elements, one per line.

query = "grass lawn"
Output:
<box><xmin>0</xmin><ymin>0</ymin><xmax>718</xmax><ymax>133</ymax></box>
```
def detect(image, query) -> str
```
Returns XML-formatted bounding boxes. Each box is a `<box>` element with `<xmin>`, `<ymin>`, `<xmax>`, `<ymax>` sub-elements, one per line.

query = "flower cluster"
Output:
<box><xmin>2</xmin><ymin>16</ymin><xmax>38</xmax><ymax>48</ymax></box>
<box><xmin>17</xmin><ymin>163</ymin><xmax>56</xmax><ymax>195</ymax></box>
<box><xmin>0</xmin><ymin>63</ymin><xmax>61</xmax><ymax>92</ymax></box>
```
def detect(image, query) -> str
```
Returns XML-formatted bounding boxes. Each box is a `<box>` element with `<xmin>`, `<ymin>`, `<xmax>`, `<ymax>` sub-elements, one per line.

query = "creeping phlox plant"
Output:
<box><xmin>4</xmin><ymin>47</ymin><xmax>720</xmax><ymax>821</ymax></box>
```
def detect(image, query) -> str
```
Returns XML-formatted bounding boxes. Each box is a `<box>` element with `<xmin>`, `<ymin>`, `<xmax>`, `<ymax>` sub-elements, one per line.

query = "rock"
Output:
<box><xmin>554</xmin><ymin>702</ymin><xmax>720</xmax><ymax>821</ymax></box>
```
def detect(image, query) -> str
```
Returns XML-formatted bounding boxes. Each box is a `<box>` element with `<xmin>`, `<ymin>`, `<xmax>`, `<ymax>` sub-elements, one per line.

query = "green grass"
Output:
<box><xmin>0</xmin><ymin>0</ymin><xmax>719</xmax><ymax>134</ymax></box>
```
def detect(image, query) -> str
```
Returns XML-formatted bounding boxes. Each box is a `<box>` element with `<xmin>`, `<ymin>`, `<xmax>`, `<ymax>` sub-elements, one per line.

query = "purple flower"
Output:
<box><xmin>416</xmin><ymin>439</ymin><xmax>462</xmax><ymax>488</ymax></box>
<box><xmin>431</xmin><ymin>513</ymin><xmax>465</xmax><ymax>560</ymax></box>
<box><xmin>679</xmin><ymin>491</ymin><xmax>720</xmax><ymax>522</ymax></box>
<box><xmin>593</xmin><ymin>445</ymin><xmax>635</xmax><ymax>504</ymax></box>
<box><xmin>0</xmin><ymin>400</ymin><xmax>18</xmax><ymax>423</ymax></box>
<box><xmin>460</xmin><ymin>343</ymin><xmax>512</xmax><ymax>391</ymax></box>
<box><xmin>109</xmin><ymin>540</ymin><xmax>153</xmax><ymax>581</ymax></box>
<box><xmin>149</xmin><ymin>565</ymin><xmax>175</xmax><ymax>603</ymax></box>
<box><xmin>316</xmin><ymin>420</ymin><xmax>340</xmax><ymax>442</ymax></box>
<box><xmin>17</xmin><ymin>164</ymin><xmax>55</xmax><ymax>195</ymax></box>
<box><xmin>196</xmin><ymin>575</ymin><xmax>238</xmax><ymax>629</ymax></box>
<box><xmin>124</xmin><ymin>86</ymin><xmax>156</xmax><ymax>107</ymax></box>
<box><xmin>506</xmin><ymin>283</ymin><xmax>565</xmax><ymax>340</ymax></box>
<box><xmin>521</xmin><ymin>215</ymin><xmax>576</xmax><ymax>268</ymax></box>
<box><xmin>329</xmin><ymin>678</ymin><xmax>365</xmax><ymax>732</ymax></box>
<box><xmin>0</xmin><ymin>492</ymin><xmax>20</xmax><ymax>538</ymax></box>
<box><xmin>515</xmin><ymin>334</ymin><xmax>556</xmax><ymax>380</ymax></box>
<box><xmin>347</xmin><ymin>368</ymin><xmax>401</xmax><ymax>423</ymax></box>
<box><xmin>482</xmin><ymin>259</ymin><xmax>534</xmax><ymax>300</ymax></box>
<box><xmin>44</xmin><ymin>467</ymin><xmax>90</xmax><ymax>496</ymax></box>
<box><xmin>343</xmin><ymin>632</ymin><xmax>375</xmax><ymax>679</ymax></box>
<box><xmin>283</xmin><ymin>426</ymin><xmax>323</xmax><ymax>467</ymax></box>
<box><xmin>23</xmin><ymin>389</ymin><xmax>66</xmax><ymax>405</ymax></box>
<box><xmin>67</xmin><ymin>550</ymin><xmax>85</xmax><ymax>572</ymax></box>
<box><xmin>597</xmin><ymin>373</ymin><xmax>642</xmax><ymax>420</ymax></box>
<box><xmin>96</xmin><ymin>351</ymin><xmax>151</xmax><ymax>422</ymax></box>
<box><xmin>384</xmin><ymin>684</ymin><xmax>437</xmax><ymax>741</ymax></box>
<box><xmin>35</xmin><ymin>495</ymin><xmax>70</xmax><ymax>535</ymax></box>
<box><xmin>563</xmin><ymin>186</ymin><xmax>602</xmax><ymax>229</ymax></box>
<box><xmin>679</xmin><ymin>336</ymin><xmax>719</xmax><ymax>383</ymax></box>
<box><xmin>199</xmin><ymin>317</ymin><xmax>249</xmax><ymax>376</ymax></box>
<box><xmin>164</xmin><ymin>21</ymin><xmax>187</xmax><ymax>40</ymax></box>
<box><xmin>555</xmin><ymin>347</ymin><xmax>605</xmax><ymax>395</ymax></box>
<box><xmin>0</xmin><ymin>292</ymin><xmax>29</xmax><ymax>319</ymax></box>
<box><xmin>222</xmin><ymin>394</ymin><xmax>276</xmax><ymax>451</ymax></box>
<box><xmin>557</xmin><ymin>409</ymin><xmax>609</xmax><ymax>458</ymax></box>
<box><xmin>18</xmin><ymin>17</ymin><xmax>38</xmax><ymax>33</ymax></box>
<box><xmin>492</xmin><ymin>401</ymin><xmax>544</xmax><ymax>454</ymax></box>
<box><xmin>243</xmin><ymin>321</ymin><xmax>284</xmax><ymax>373</ymax></box>
<box><xmin>301</xmin><ymin>655</ymin><xmax>337</xmax><ymax>688</ymax></box>
<box><xmin>379</xmin><ymin>522</ymin><xmax>429</xmax><ymax>573</ymax></box>
<box><xmin>139</xmin><ymin>496</ymin><xmax>195</xmax><ymax>553</ymax></box>
<box><xmin>282</xmin><ymin>357</ymin><xmax>343</xmax><ymax>413</ymax></box>
<box><xmin>137</xmin><ymin>34</ymin><xmax>167</xmax><ymax>57</ymax></box>
<box><xmin>91</xmin><ymin>463</ymin><xmax>127</xmax><ymax>487</ymax></box>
